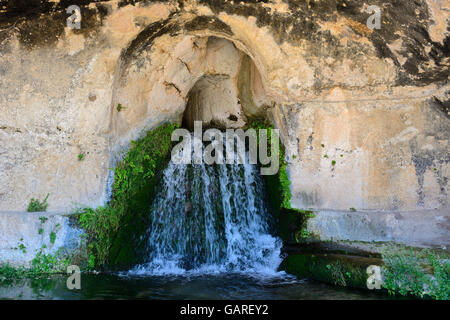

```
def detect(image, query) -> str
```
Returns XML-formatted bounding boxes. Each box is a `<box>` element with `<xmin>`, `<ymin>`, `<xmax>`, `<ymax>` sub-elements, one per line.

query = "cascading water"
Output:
<box><xmin>129</xmin><ymin>135</ymin><xmax>282</xmax><ymax>276</ymax></box>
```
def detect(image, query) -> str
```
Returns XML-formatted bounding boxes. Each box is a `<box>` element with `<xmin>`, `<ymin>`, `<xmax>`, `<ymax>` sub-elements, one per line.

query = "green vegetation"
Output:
<box><xmin>76</xmin><ymin>206</ymin><xmax>120</xmax><ymax>269</ymax></box>
<box><xmin>281</xmin><ymin>253</ymin><xmax>371</xmax><ymax>289</ymax></box>
<box><xmin>249</xmin><ymin>119</ymin><xmax>291</xmax><ymax>209</ymax></box>
<box><xmin>297</xmin><ymin>229</ymin><xmax>311</xmax><ymax>242</ymax></box>
<box><xmin>0</xmin><ymin>264</ymin><xmax>33</xmax><ymax>282</ymax></box>
<box><xmin>280</xmin><ymin>208</ymin><xmax>317</xmax><ymax>243</ymax></box>
<box><xmin>249</xmin><ymin>119</ymin><xmax>317</xmax><ymax>243</ymax></box>
<box><xmin>31</xmin><ymin>249</ymin><xmax>70</xmax><ymax>274</ymax></box>
<box><xmin>49</xmin><ymin>232</ymin><xmax>56</xmax><ymax>244</ymax></box>
<box><xmin>75</xmin><ymin>123</ymin><xmax>179</xmax><ymax>269</ymax></box>
<box><xmin>78</xmin><ymin>153</ymin><xmax>85</xmax><ymax>161</ymax></box>
<box><xmin>27</xmin><ymin>194</ymin><xmax>49</xmax><ymax>212</ymax></box>
<box><xmin>350</xmin><ymin>207</ymin><xmax>357</xmax><ymax>212</ymax></box>
<box><xmin>18</xmin><ymin>243</ymin><xmax>26</xmax><ymax>254</ymax></box>
<box><xmin>117</xmin><ymin>103</ymin><xmax>125</xmax><ymax>112</ymax></box>
<box><xmin>279</xmin><ymin>156</ymin><xmax>290</xmax><ymax>209</ymax></box>
<box><xmin>38</xmin><ymin>228</ymin><xmax>43</xmax><ymax>235</ymax></box>
<box><xmin>331</xmin><ymin>160</ymin><xmax>336</xmax><ymax>166</ymax></box>
<box><xmin>39</xmin><ymin>216</ymin><xmax>48</xmax><ymax>223</ymax></box>
<box><xmin>0</xmin><ymin>249</ymin><xmax>70</xmax><ymax>284</ymax></box>
<box><xmin>381</xmin><ymin>247</ymin><xmax>450</xmax><ymax>300</ymax></box>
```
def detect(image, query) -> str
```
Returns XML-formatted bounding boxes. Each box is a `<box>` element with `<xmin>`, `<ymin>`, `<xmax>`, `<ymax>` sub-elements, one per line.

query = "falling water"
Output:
<box><xmin>129</xmin><ymin>136</ymin><xmax>282</xmax><ymax>275</ymax></box>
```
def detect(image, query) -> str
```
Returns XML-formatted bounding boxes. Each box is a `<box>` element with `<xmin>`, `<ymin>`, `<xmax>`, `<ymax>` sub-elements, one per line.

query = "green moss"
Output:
<box><xmin>75</xmin><ymin>123</ymin><xmax>178</xmax><ymax>270</ymax></box>
<box><xmin>249</xmin><ymin>119</ymin><xmax>291</xmax><ymax>209</ymax></box>
<box><xmin>279</xmin><ymin>156</ymin><xmax>291</xmax><ymax>209</ymax></box>
<box><xmin>248</xmin><ymin>119</ymin><xmax>318</xmax><ymax>243</ymax></box>
<box><xmin>281</xmin><ymin>254</ymin><xmax>310</xmax><ymax>275</ymax></box>
<box><xmin>281</xmin><ymin>253</ymin><xmax>378</xmax><ymax>289</ymax></box>
<box><xmin>279</xmin><ymin>208</ymin><xmax>316</xmax><ymax>243</ymax></box>
<box><xmin>281</xmin><ymin>240</ymin><xmax>450</xmax><ymax>297</ymax></box>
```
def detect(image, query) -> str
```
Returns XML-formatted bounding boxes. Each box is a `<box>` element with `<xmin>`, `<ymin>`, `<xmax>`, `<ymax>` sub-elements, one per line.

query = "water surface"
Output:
<box><xmin>0</xmin><ymin>273</ymin><xmax>398</xmax><ymax>300</ymax></box>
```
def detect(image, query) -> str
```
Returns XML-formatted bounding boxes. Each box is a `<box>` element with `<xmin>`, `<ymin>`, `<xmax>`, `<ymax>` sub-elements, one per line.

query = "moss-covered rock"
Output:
<box><xmin>280</xmin><ymin>252</ymin><xmax>383</xmax><ymax>289</ymax></box>
<box><xmin>247</xmin><ymin>119</ymin><xmax>317</xmax><ymax>244</ymax></box>
<box><xmin>279</xmin><ymin>208</ymin><xmax>317</xmax><ymax>243</ymax></box>
<box><xmin>76</xmin><ymin>123</ymin><xmax>178</xmax><ymax>270</ymax></box>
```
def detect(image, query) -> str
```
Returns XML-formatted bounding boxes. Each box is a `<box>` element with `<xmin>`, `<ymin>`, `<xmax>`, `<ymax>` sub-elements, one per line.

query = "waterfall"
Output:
<box><xmin>129</xmin><ymin>136</ymin><xmax>282</xmax><ymax>276</ymax></box>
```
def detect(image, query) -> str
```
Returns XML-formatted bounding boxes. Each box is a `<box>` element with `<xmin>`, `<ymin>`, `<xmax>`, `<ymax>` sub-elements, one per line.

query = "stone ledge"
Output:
<box><xmin>307</xmin><ymin>207</ymin><xmax>450</xmax><ymax>249</ymax></box>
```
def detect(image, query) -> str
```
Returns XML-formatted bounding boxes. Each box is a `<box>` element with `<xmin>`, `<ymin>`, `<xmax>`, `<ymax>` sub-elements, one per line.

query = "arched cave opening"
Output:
<box><xmin>181</xmin><ymin>36</ymin><xmax>269</xmax><ymax>131</ymax></box>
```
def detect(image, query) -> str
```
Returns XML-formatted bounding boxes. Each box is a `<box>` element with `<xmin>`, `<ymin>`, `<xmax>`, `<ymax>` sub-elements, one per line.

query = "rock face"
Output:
<box><xmin>0</xmin><ymin>211</ymin><xmax>82</xmax><ymax>267</ymax></box>
<box><xmin>0</xmin><ymin>1</ymin><xmax>448</xmax><ymax>247</ymax></box>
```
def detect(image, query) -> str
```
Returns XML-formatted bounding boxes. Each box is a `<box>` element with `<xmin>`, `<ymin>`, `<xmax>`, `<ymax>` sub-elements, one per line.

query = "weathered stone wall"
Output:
<box><xmin>0</xmin><ymin>211</ymin><xmax>82</xmax><ymax>267</ymax></box>
<box><xmin>0</xmin><ymin>1</ymin><xmax>448</xmax><ymax>221</ymax></box>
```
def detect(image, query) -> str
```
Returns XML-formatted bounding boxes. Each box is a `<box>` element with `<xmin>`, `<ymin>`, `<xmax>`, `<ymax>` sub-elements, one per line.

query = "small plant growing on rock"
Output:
<box><xmin>50</xmin><ymin>232</ymin><xmax>56</xmax><ymax>244</ymax></box>
<box><xmin>31</xmin><ymin>249</ymin><xmax>70</xmax><ymax>274</ymax></box>
<box><xmin>117</xmin><ymin>103</ymin><xmax>126</xmax><ymax>112</ymax></box>
<box><xmin>349</xmin><ymin>207</ymin><xmax>357</xmax><ymax>212</ymax></box>
<box><xmin>27</xmin><ymin>194</ymin><xmax>49</xmax><ymax>212</ymax></box>
<box><xmin>18</xmin><ymin>243</ymin><xmax>26</xmax><ymax>254</ymax></box>
<box><xmin>331</xmin><ymin>160</ymin><xmax>336</xmax><ymax>166</ymax></box>
<box><xmin>381</xmin><ymin>247</ymin><xmax>450</xmax><ymax>300</ymax></box>
<box><xmin>39</xmin><ymin>216</ymin><xmax>48</xmax><ymax>223</ymax></box>
<box><xmin>78</xmin><ymin>153</ymin><xmax>85</xmax><ymax>161</ymax></box>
